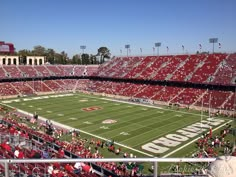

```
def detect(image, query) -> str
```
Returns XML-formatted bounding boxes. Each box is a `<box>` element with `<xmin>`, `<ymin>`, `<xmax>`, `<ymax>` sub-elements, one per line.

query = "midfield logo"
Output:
<box><xmin>81</xmin><ymin>106</ymin><xmax>103</xmax><ymax>112</ymax></box>
<box><xmin>102</xmin><ymin>119</ymin><xmax>117</xmax><ymax>124</ymax></box>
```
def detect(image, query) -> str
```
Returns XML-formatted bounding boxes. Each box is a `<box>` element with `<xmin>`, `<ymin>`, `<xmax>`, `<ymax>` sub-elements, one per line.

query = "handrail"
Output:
<box><xmin>1</xmin><ymin>157</ymin><xmax>216</xmax><ymax>177</ymax></box>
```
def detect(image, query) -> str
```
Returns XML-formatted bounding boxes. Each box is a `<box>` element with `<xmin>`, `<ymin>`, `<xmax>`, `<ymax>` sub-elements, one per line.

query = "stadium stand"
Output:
<box><xmin>0</xmin><ymin>108</ymin><xmax>147</xmax><ymax>177</ymax></box>
<box><xmin>211</xmin><ymin>53</ymin><xmax>236</xmax><ymax>85</ymax></box>
<box><xmin>18</xmin><ymin>65</ymin><xmax>39</xmax><ymax>78</ymax></box>
<box><xmin>10</xmin><ymin>82</ymin><xmax>35</xmax><ymax>95</ymax></box>
<box><xmin>2</xmin><ymin>65</ymin><xmax>23</xmax><ymax>78</ymax></box>
<box><xmin>0</xmin><ymin>53</ymin><xmax>236</xmax><ymax>177</ymax></box>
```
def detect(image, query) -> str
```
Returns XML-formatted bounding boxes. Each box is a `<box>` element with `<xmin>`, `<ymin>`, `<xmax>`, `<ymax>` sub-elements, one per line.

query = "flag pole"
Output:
<box><xmin>208</xmin><ymin>93</ymin><xmax>212</xmax><ymax>127</ymax></box>
<box><xmin>201</xmin><ymin>96</ymin><xmax>204</xmax><ymax>131</ymax></box>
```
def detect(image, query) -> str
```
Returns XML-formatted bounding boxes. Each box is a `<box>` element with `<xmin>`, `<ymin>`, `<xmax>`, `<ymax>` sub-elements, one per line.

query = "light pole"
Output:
<box><xmin>182</xmin><ymin>45</ymin><xmax>184</xmax><ymax>54</ymax></box>
<box><xmin>80</xmin><ymin>45</ymin><xmax>86</xmax><ymax>65</ymax></box>
<box><xmin>155</xmin><ymin>42</ymin><xmax>161</xmax><ymax>56</ymax></box>
<box><xmin>209</xmin><ymin>38</ymin><xmax>218</xmax><ymax>53</ymax></box>
<box><xmin>125</xmin><ymin>45</ymin><xmax>130</xmax><ymax>57</ymax></box>
<box><xmin>199</xmin><ymin>44</ymin><xmax>202</xmax><ymax>53</ymax></box>
<box><xmin>80</xmin><ymin>45</ymin><xmax>86</xmax><ymax>54</ymax></box>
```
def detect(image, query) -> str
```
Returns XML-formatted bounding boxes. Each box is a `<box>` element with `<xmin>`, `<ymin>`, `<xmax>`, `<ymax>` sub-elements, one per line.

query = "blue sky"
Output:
<box><xmin>1</xmin><ymin>0</ymin><xmax>236</xmax><ymax>57</ymax></box>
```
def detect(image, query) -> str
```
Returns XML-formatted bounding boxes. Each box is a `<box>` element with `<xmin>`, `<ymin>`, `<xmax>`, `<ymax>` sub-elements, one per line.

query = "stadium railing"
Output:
<box><xmin>1</xmin><ymin>157</ymin><xmax>216</xmax><ymax>177</ymax></box>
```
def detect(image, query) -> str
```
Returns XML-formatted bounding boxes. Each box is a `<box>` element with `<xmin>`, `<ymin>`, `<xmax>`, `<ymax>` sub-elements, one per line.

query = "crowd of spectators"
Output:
<box><xmin>193</xmin><ymin>123</ymin><xmax>236</xmax><ymax>159</ymax></box>
<box><xmin>0</xmin><ymin>107</ymin><xmax>144</xmax><ymax>177</ymax></box>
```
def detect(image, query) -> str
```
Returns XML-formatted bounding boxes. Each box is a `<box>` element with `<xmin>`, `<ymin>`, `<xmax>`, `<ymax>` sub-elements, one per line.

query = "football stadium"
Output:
<box><xmin>1</xmin><ymin>0</ymin><xmax>236</xmax><ymax>177</ymax></box>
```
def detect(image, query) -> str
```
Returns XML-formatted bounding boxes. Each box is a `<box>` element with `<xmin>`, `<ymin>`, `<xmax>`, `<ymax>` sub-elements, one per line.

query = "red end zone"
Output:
<box><xmin>81</xmin><ymin>106</ymin><xmax>103</xmax><ymax>112</ymax></box>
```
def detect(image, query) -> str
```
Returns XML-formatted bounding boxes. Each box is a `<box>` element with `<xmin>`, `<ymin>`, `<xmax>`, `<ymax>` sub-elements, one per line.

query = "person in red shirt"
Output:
<box><xmin>58</xmin><ymin>148</ymin><xmax>65</xmax><ymax>158</ymax></box>
<box><xmin>2</xmin><ymin>142</ymin><xmax>11</xmax><ymax>152</ymax></box>
<box><xmin>17</xmin><ymin>148</ymin><xmax>24</xmax><ymax>159</ymax></box>
<box><xmin>64</xmin><ymin>164</ymin><xmax>74</xmax><ymax>173</ymax></box>
<box><xmin>9</xmin><ymin>126</ymin><xmax>16</xmax><ymax>135</ymax></box>
<box><xmin>82</xmin><ymin>163</ymin><xmax>92</xmax><ymax>173</ymax></box>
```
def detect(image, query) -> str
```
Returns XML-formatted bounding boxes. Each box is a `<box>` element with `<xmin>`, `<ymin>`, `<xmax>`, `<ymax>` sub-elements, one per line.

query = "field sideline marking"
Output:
<box><xmin>80</xmin><ymin>94</ymin><xmax>226</xmax><ymax>119</ymax></box>
<box><xmin>0</xmin><ymin>103</ymin><xmax>154</xmax><ymax>157</ymax></box>
<box><xmin>1</xmin><ymin>95</ymin><xmax>232</xmax><ymax>158</ymax></box>
<box><xmin>162</xmin><ymin>119</ymin><xmax>233</xmax><ymax>158</ymax></box>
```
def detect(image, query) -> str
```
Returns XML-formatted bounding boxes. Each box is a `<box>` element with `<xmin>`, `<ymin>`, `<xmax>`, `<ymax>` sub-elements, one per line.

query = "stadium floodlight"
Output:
<box><xmin>209</xmin><ymin>38</ymin><xmax>218</xmax><ymax>53</ymax></box>
<box><xmin>125</xmin><ymin>44</ymin><xmax>130</xmax><ymax>57</ymax></box>
<box><xmin>80</xmin><ymin>45</ymin><xmax>86</xmax><ymax>65</ymax></box>
<box><xmin>155</xmin><ymin>42</ymin><xmax>161</xmax><ymax>56</ymax></box>
<box><xmin>80</xmin><ymin>45</ymin><xmax>86</xmax><ymax>54</ymax></box>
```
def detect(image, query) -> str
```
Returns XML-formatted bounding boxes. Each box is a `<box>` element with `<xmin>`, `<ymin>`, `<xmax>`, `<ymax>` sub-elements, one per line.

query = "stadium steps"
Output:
<box><xmin>1</xmin><ymin>65</ymin><xmax>10</xmax><ymax>78</ymax></box>
<box><xmin>25</xmin><ymin>82</ymin><xmax>37</xmax><ymax>94</ymax></box>
<box><xmin>121</xmin><ymin>59</ymin><xmax>144</xmax><ymax>78</ymax></box>
<box><xmin>9</xmin><ymin>83</ymin><xmax>21</xmax><ymax>96</ymax></box>
<box><xmin>14</xmin><ymin>65</ymin><xmax>25</xmax><ymax>78</ymax></box>
<box><xmin>167</xmin><ymin>56</ymin><xmax>190</xmax><ymax>81</ymax></box>
<box><xmin>220</xmin><ymin>91</ymin><xmax>234</xmax><ymax>109</ymax></box>
<box><xmin>148</xmin><ymin>61</ymin><xmax>170</xmax><ymax>80</ymax></box>
<box><xmin>45</xmin><ymin>65</ymin><xmax>56</xmax><ymax>76</ymax></box>
<box><xmin>133</xmin><ymin>84</ymin><xmax>149</xmax><ymax>97</ymax></box>
<box><xmin>35</xmin><ymin>68</ymin><xmax>43</xmax><ymax>77</ymax></box>
<box><xmin>98</xmin><ymin>58</ymin><xmax>120</xmax><ymax>77</ymax></box>
<box><xmin>210</xmin><ymin>54</ymin><xmax>231</xmax><ymax>84</ymax></box>
<box><xmin>73</xmin><ymin>80</ymin><xmax>79</xmax><ymax>92</ymax></box>
<box><xmin>185</xmin><ymin>55</ymin><xmax>208</xmax><ymax>81</ymax></box>
<box><xmin>42</xmin><ymin>81</ymin><xmax>54</xmax><ymax>92</ymax></box>
<box><xmin>53</xmin><ymin>80</ymin><xmax>65</xmax><ymax>90</ymax></box>
<box><xmin>150</xmin><ymin>86</ymin><xmax>165</xmax><ymax>100</ymax></box>
<box><xmin>134</xmin><ymin>59</ymin><xmax>154</xmax><ymax>79</ymax></box>
<box><xmin>120</xmin><ymin>84</ymin><xmax>134</xmax><ymax>95</ymax></box>
<box><xmin>190</xmin><ymin>89</ymin><xmax>208</xmax><ymax>107</ymax></box>
<box><xmin>168</xmin><ymin>88</ymin><xmax>186</xmax><ymax>104</ymax></box>
<box><xmin>206</xmin><ymin>59</ymin><xmax>227</xmax><ymax>83</ymax></box>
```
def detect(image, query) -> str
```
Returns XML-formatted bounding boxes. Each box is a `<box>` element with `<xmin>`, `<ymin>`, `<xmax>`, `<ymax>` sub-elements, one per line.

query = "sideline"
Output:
<box><xmin>162</xmin><ymin>119</ymin><xmax>233</xmax><ymax>157</ymax></box>
<box><xmin>80</xmin><ymin>93</ymin><xmax>227</xmax><ymax>119</ymax></box>
<box><xmin>1</xmin><ymin>103</ymin><xmax>154</xmax><ymax>157</ymax></box>
<box><xmin>101</xmin><ymin>97</ymin><xmax>163</xmax><ymax>109</ymax></box>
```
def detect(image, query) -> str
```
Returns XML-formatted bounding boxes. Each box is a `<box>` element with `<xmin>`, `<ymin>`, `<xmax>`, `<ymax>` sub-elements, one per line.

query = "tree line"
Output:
<box><xmin>15</xmin><ymin>45</ymin><xmax>111</xmax><ymax>65</ymax></box>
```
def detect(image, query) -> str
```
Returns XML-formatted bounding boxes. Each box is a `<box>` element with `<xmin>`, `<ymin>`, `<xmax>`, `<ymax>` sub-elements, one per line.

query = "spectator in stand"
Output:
<box><xmin>81</xmin><ymin>162</ymin><xmax>93</xmax><ymax>173</ymax></box>
<box><xmin>9</xmin><ymin>124</ymin><xmax>16</xmax><ymax>135</ymax></box>
<box><xmin>48</xmin><ymin>164</ymin><xmax>54</xmax><ymax>175</ymax></box>
<box><xmin>1</xmin><ymin>141</ymin><xmax>11</xmax><ymax>152</ymax></box>
<box><xmin>64</xmin><ymin>163</ymin><xmax>80</xmax><ymax>174</ymax></box>
<box><xmin>14</xmin><ymin>147</ymin><xmax>24</xmax><ymax>159</ymax></box>
<box><xmin>74</xmin><ymin>162</ymin><xmax>82</xmax><ymax>173</ymax></box>
<box><xmin>42</xmin><ymin>148</ymin><xmax>50</xmax><ymax>159</ymax></box>
<box><xmin>29</xmin><ymin>149</ymin><xmax>41</xmax><ymax>159</ymax></box>
<box><xmin>58</xmin><ymin>147</ymin><xmax>65</xmax><ymax>158</ymax></box>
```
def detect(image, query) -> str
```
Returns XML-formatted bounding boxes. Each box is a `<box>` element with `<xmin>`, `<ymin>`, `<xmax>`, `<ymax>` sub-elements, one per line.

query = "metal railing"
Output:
<box><xmin>0</xmin><ymin>157</ymin><xmax>215</xmax><ymax>177</ymax></box>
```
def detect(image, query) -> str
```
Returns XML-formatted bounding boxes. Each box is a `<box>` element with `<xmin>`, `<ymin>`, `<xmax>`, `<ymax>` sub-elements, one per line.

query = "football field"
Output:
<box><xmin>1</xmin><ymin>93</ymin><xmax>231</xmax><ymax>158</ymax></box>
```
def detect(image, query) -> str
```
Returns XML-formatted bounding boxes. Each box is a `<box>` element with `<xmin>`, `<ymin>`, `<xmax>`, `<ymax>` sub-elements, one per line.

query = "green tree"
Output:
<box><xmin>18</xmin><ymin>49</ymin><xmax>32</xmax><ymax>64</ymax></box>
<box><xmin>32</xmin><ymin>45</ymin><xmax>46</xmax><ymax>56</ymax></box>
<box><xmin>81</xmin><ymin>53</ymin><xmax>90</xmax><ymax>65</ymax></box>
<box><xmin>97</xmin><ymin>47</ymin><xmax>111</xmax><ymax>64</ymax></box>
<box><xmin>60</xmin><ymin>51</ymin><xmax>68</xmax><ymax>64</ymax></box>
<box><xmin>45</xmin><ymin>48</ymin><xmax>55</xmax><ymax>64</ymax></box>
<box><xmin>72</xmin><ymin>54</ymin><xmax>81</xmax><ymax>64</ymax></box>
<box><xmin>54</xmin><ymin>53</ymin><xmax>62</xmax><ymax>64</ymax></box>
<box><xmin>90</xmin><ymin>55</ymin><xmax>97</xmax><ymax>64</ymax></box>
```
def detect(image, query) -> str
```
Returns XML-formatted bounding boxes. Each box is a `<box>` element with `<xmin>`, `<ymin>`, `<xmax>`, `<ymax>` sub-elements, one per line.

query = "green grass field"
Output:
<box><xmin>1</xmin><ymin>92</ymin><xmax>232</xmax><ymax>160</ymax></box>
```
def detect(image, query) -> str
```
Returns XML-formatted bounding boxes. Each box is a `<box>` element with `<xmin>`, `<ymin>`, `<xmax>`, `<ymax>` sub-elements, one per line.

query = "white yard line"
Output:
<box><xmin>81</xmin><ymin>94</ymin><xmax>224</xmax><ymax>119</ymax></box>
<box><xmin>162</xmin><ymin>119</ymin><xmax>233</xmax><ymax>158</ymax></box>
<box><xmin>1</xmin><ymin>103</ymin><xmax>154</xmax><ymax>157</ymax></box>
<box><xmin>1</xmin><ymin>95</ymin><xmax>232</xmax><ymax>159</ymax></box>
<box><xmin>101</xmin><ymin>98</ymin><xmax>163</xmax><ymax>109</ymax></box>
